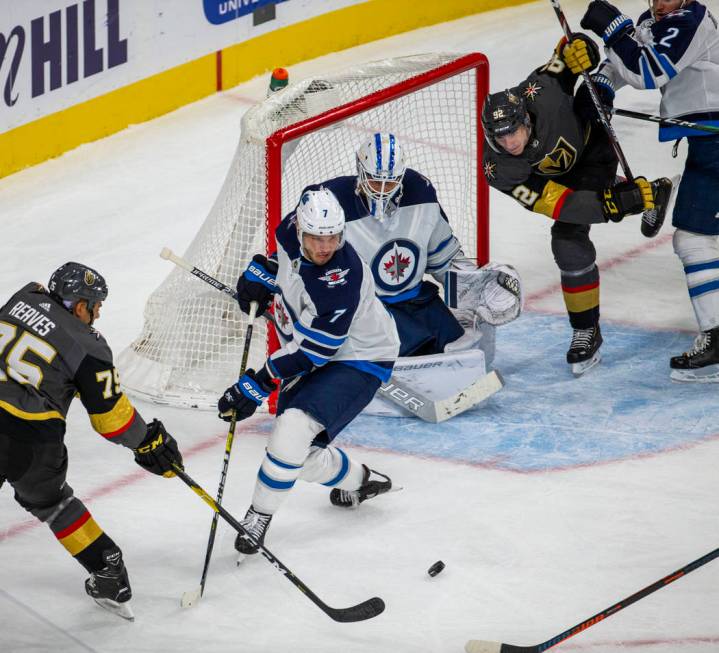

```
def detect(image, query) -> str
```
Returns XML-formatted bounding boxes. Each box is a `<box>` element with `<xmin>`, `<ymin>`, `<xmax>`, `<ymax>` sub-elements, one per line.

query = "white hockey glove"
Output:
<box><xmin>445</xmin><ymin>262</ymin><xmax>523</xmax><ymax>327</ymax></box>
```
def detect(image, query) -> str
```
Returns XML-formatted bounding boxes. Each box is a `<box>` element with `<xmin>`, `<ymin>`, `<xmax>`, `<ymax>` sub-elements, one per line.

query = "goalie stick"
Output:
<box><xmin>172</xmin><ymin>463</ymin><xmax>385</xmax><ymax>623</ymax></box>
<box><xmin>181</xmin><ymin>301</ymin><xmax>258</xmax><ymax>609</ymax></box>
<box><xmin>547</xmin><ymin>0</ymin><xmax>673</xmax><ymax>239</ymax></box>
<box><xmin>465</xmin><ymin>546</ymin><xmax>719</xmax><ymax>653</ymax></box>
<box><xmin>160</xmin><ymin>247</ymin><xmax>501</xmax><ymax>421</ymax></box>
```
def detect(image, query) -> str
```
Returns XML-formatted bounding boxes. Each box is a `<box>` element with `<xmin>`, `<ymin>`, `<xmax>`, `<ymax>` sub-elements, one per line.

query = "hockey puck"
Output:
<box><xmin>427</xmin><ymin>560</ymin><xmax>445</xmax><ymax>577</ymax></box>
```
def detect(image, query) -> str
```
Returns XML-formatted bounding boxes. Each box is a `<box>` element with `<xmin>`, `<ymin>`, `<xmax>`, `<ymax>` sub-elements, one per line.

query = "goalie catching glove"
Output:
<box><xmin>218</xmin><ymin>367</ymin><xmax>275</xmax><ymax>422</ymax></box>
<box><xmin>445</xmin><ymin>262</ymin><xmax>523</xmax><ymax>327</ymax></box>
<box><xmin>133</xmin><ymin>419</ymin><xmax>183</xmax><ymax>477</ymax></box>
<box><xmin>555</xmin><ymin>33</ymin><xmax>600</xmax><ymax>75</ymax></box>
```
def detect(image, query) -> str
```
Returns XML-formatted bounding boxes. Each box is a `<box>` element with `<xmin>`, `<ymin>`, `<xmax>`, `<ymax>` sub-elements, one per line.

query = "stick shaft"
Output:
<box><xmin>548</xmin><ymin>0</ymin><xmax>634</xmax><ymax>180</ymax></box>
<box><xmin>614</xmin><ymin>108</ymin><xmax>719</xmax><ymax>134</ymax></box>
<box><xmin>198</xmin><ymin>301</ymin><xmax>258</xmax><ymax>597</ymax></box>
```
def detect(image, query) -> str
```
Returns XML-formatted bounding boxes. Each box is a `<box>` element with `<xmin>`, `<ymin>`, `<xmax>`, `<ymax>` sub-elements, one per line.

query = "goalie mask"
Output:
<box><xmin>356</xmin><ymin>132</ymin><xmax>406</xmax><ymax>221</ymax></box>
<box><xmin>481</xmin><ymin>88</ymin><xmax>531</xmax><ymax>154</ymax></box>
<box><xmin>296</xmin><ymin>188</ymin><xmax>346</xmax><ymax>259</ymax></box>
<box><xmin>48</xmin><ymin>261</ymin><xmax>108</xmax><ymax>313</ymax></box>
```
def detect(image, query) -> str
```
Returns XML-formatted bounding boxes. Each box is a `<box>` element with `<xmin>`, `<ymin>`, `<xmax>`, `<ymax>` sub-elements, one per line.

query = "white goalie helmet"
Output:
<box><xmin>296</xmin><ymin>188</ymin><xmax>346</xmax><ymax>252</ymax></box>
<box><xmin>356</xmin><ymin>132</ymin><xmax>407</xmax><ymax>221</ymax></box>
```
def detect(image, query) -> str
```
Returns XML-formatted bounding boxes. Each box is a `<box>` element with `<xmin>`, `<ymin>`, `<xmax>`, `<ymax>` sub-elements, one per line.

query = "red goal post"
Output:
<box><xmin>119</xmin><ymin>52</ymin><xmax>490</xmax><ymax>410</ymax></box>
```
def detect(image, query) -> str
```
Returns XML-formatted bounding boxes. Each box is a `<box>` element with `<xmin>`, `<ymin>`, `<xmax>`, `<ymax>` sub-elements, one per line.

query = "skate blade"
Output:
<box><xmin>670</xmin><ymin>364</ymin><xmax>719</xmax><ymax>383</ymax></box>
<box><xmin>571</xmin><ymin>351</ymin><xmax>601</xmax><ymax>377</ymax></box>
<box><xmin>180</xmin><ymin>586</ymin><xmax>202</xmax><ymax>609</ymax></box>
<box><xmin>93</xmin><ymin>597</ymin><xmax>134</xmax><ymax>621</ymax></box>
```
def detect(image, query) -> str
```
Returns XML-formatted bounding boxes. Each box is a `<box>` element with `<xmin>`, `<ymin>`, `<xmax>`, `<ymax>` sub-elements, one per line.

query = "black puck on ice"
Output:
<box><xmin>427</xmin><ymin>560</ymin><xmax>445</xmax><ymax>577</ymax></box>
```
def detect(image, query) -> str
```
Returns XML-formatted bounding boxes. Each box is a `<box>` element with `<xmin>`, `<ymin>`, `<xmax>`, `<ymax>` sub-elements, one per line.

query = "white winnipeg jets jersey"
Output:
<box><xmin>301</xmin><ymin>169</ymin><xmax>462</xmax><ymax>303</ymax></box>
<box><xmin>597</xmin><ymin>2</ymin><xmax>719</xmax><ymax>141</ymax></box>
<box><xmin>267</xmin><ymin>214</ymin><xmax>399</xmax><ymax>383</ymax></box>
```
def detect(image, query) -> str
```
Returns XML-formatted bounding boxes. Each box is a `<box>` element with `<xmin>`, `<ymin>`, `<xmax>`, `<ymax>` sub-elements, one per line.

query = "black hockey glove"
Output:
<box><xmin>133</xmin><ymin>419</ymin><xmax>183</xmax><ymax>478</ymax></box>
<box><xmin>558</xmin><ymin>33</ymin><xmax>600</xmax><ymax>75</ymax></box>
<box><xmin>574</xmin><ymin>74</ymin><xmax>615</xmax><ymax>124</ymax></box>
<box><xmin>236</xmin><ymin>255</ymin><xmax>278</xmax><ymax>316</ymax></box>
<box><xmin>580</xmin><ymin>1</ymin><xmax>633</xmax><ymax>46</ymax></box>
<box><xmin>218</xmin><ymin>368</ymin><xmax>274</xmax><ymax>422</ymax></box>
<box><xmin>600</xmin><ymin>177</ymin><xmax>654</xmax><ymax>222</ymax></box>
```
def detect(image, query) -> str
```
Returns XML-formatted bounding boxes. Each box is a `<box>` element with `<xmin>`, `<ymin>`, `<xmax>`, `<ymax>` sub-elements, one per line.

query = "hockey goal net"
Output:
<box><xmin>118</xmin><ymin>52</ymin><xmax>489</xmax><ymax>409</ymax></box>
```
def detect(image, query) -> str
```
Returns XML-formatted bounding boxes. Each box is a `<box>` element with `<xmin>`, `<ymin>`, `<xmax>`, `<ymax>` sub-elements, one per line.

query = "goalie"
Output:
<box><xmin>299</xmin><ymin>132</ymin><xmax>523</xmax><ymax>366</ymax></box>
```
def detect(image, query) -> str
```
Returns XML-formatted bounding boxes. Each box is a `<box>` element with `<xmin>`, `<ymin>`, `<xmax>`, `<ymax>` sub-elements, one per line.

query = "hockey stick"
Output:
<box><xmin>171</xmin><ymin>463</ymin><xmax>385</xmax><ymax>622</ymax></box>
<box><xmin>613</xmin><ymin>108</ymin><xmax>719</xmax><ymax>135</ymax></box>
<box><xmin>180</xmin><ymin>301</ymin><xmax>258</xmax><ymax>609</ymax></box>
<box><xmin>548</xmin><ymin>0</ymin><xmax>633</xmax><ymax>179</ymax></box>
<box><xmin>160</xmin><ymin>247</ymin><xmax>498</xmax><ymax>421</ymax></box>
<box><xmin>465</xmin><ymin>547</ymin><xmax>719</xmax><ymax>653</ymax></box>
<box><xmin>547</xmin><ymin>0</ymin><xmax>675</xmax><ymax>238</ymax></box>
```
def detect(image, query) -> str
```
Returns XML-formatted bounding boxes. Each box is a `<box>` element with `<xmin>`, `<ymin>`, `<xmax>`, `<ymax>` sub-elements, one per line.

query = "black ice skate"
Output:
<box><xmin>670</xmin><ymin>327</ymin><xmax>719</xmax><ymax>383</ymax></box>
<box><xmin>567</xmin><ymin>325</ymin><xmax>603</xmax><ymax>377</ymax></box>
<box><xmin>85</xmin><ymin>547</ymin><xmax>134</xmax><ymax>621</ymax></box>
<box><xmin>235</xmin><ymin>506</ymin><xmax>272</xmax><ymax>558</ymax></box>
<box><xmin>330</xmin><ymin>465</ymin><xmax>392</xmax><ymax>509</ymax></box>
<box><xmin>641</xmin><ymin>176</ymin><xmax>678</xmax><ymax>238</ymax></box>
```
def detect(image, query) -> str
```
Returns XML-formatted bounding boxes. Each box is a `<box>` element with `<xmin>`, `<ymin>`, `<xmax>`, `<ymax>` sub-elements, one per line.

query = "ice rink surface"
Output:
<box><xmin>1</xmin><ymin>1</ymin><xmax>718</xmax><ymax>652</ymax></box>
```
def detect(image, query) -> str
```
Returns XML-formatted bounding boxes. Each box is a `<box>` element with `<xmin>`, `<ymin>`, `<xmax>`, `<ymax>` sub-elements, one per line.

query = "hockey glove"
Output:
<box><xmin>558</xmin><ymin>34</ymin><xmax>600</xmax><ymax>75</ymax></box>
<box><xmin>574</xmin><ymin>73</ymin><xmax>615</xmax><ymax>124</ymax></box>
<box><xmin>236</xmin><ymin>255</ymin><xmax>279</xmax><ymax>316</ymax></box>
<box><xmin>580</xmin><ymin>1</ymin><xmax>633</xmax><ymax>46</ymax></box>
<box><xmin>600</xmin><ymin>177</ymin><xmax>654</xmax><ymax>222</ymax></box>
<box><xmin>133</xmin><ymin>419</ymin><xmax>183</xmax><ymax>478</ymax></box>
<box><xmin>218</xmin><ymin>368</ymin><xmax>274</xmax><ymax>422</ymax></box>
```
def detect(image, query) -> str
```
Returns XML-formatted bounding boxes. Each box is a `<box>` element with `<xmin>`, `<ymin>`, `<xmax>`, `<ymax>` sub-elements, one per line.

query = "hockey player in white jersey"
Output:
<box><xmin>581</xmin><ymin>0</ymin><xmax>719</xmax><ymax>381</ymax></box>
<box><xmin>218</xmin><ymin>188</ymin><xmax>400</xmax><ymax>554</ymax></box>
<box><xmin>299</xmin><ymin>132</ymin><xmax>522</xmax><ymax>363</ymax></box>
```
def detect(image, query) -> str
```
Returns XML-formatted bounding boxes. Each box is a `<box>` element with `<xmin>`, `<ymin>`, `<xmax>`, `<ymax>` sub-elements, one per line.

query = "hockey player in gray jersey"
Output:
<box><xmin>218</xmin><ymin>188</ymin><xmax>400</xmax><ymax>555</ymax></box>
<box><xmin>300</xmin><ymin>132</ymin><xmax>523</xmax><ymax>362</ymax></box>
<box><xmin>482</xmin><ymin>34</ymin><xmax>670</xmax><ymax>375</ymax></box>
<box><xmin>581</xmin><ymin>0</ymin><xmax>719</xmax><ymax>382</ymax></box>
<box><xmin>0</xmin><ymin>262</ymin><xmax>184</xmax><ymax>620</ymax></box>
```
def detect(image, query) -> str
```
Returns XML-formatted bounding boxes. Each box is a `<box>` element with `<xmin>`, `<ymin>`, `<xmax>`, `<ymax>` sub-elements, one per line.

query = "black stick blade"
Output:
<box><xmin>327</xmin><ymin>597</ymin><xmax>385</xmax><ymax>623</ymax></box>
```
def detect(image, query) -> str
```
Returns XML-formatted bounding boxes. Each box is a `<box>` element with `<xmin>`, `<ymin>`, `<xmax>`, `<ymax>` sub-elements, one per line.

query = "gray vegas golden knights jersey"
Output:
<box><xmin>266</xmin><ymin>215</ymin><xmax>399</xmax><ymax>383</ymax></box>
<box><xmin>301</xmin><ymin>169</ymin><xmax>462</xmax><ymax>303</ymax></box>
<box><xmin>0</xmin><ymin>283</ymin><xmax>147</xmax><ymax>447</ymax></box>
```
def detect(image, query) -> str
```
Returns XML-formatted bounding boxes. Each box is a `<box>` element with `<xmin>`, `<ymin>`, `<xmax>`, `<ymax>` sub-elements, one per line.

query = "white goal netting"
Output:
<box><xmin>118</xmin><ymin>52</ymin><xmax>488</xmax><ymax>409</ymax></box>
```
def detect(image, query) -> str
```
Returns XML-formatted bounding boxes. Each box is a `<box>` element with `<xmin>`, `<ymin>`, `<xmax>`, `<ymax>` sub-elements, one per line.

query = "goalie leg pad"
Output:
<box><xmin>673</xmin><ymin>229</ymin><xmax>719</xmax><ymax>332</ymax></box>
<box><xmin>250</xmin><ymin>408</ymin><xmax>323</xmax><ymax>515</ymax></box>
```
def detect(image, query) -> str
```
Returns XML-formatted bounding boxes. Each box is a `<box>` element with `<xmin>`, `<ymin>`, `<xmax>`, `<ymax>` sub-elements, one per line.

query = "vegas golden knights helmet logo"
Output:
<box><xmin>84</xmin><ymin>270</ymin><xmax>96</xmax><ymax>286</ymax></box>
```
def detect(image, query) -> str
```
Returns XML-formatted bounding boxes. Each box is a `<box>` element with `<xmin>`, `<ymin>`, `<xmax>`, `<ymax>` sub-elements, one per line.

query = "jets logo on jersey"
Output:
<box><xmin>372</xmin><ymin>239</ymin><xmax>420</xmax><ymax>293</ymax></box>
<box><xmin>535</xmin><ymin>136</ymin><xmax>577</xmax><ymax>175</ymax></box>
<box><xmin>319</xmin><ymin>268</ymin><xmax>349</xmax><ymax>287</ymax></box>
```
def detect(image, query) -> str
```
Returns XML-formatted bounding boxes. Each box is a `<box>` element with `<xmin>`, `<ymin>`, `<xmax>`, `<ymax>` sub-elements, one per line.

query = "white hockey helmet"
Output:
<box><xmin>356</xmin><ymin>132</ymin><xmax>406</xmax><ymax>221</ymax></box>
<box><xmin>296</xmin><ymin>188</ymin><xmax>346</xmax><ymax>255</ymax></box>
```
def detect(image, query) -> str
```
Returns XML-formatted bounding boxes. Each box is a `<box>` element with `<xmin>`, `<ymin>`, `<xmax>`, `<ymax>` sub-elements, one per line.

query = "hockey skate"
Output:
<box><xmin>567</xmin><ymin>325</ymin><xmax>603</xmax><ymax>376</ymax></box>
<box><xmin>330</xmin><ymin>465</ymin><xmax>392</xmax><ymax>509</ymax></box>
<box><xmin>235</xmin><ymin>506</ymin><xmax>272</xmax><ymax>558</ymax></box>
<box><xmin>641</xmin><ymin>176</ymin><xmax>679</xmax><ymax>238</ymax></box>
<box><xmin>670</xmin><ymin>327</ymin><xmax>719</xmax><ymax>383</ymax></box>
<box><xmin>85</xmin><ymin>547</ymin><xmax>134</xmax><ymax>621</ymax></box>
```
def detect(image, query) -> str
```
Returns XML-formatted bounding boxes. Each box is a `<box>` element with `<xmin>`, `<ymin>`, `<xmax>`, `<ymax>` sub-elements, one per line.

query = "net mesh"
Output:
<box><xmin>118</xmin><ymin>53</ymin><xmax>488</xmax><ymax>408</ymax></box>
